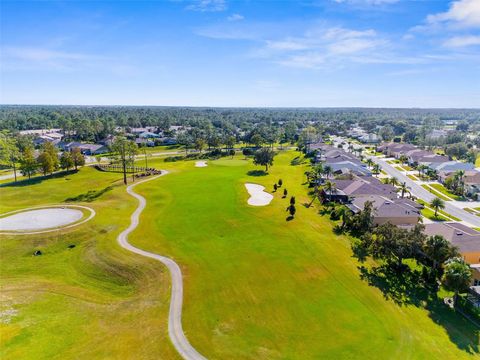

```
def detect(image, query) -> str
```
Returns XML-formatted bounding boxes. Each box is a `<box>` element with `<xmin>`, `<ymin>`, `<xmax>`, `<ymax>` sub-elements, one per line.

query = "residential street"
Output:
<box><xmin>369</xmin><ymin>156</ymin><xmax>480</xmax><ymax>228</ymax></box>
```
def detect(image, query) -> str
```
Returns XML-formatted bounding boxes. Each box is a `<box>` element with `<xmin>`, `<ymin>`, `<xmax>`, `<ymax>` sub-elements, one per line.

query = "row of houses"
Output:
<box><xmin>377</xmin><ymin>142</ymin><xmax>479</xmax><ymax>196</ymax></box>
<box><xmin>314</xmin><ymin>141</ymin><xmax>480</xmax><ymax>276</ymax></box>
<box><xmin>312</xmin><ymin>142</ymin><xmax>423</xmax><ymax>227</ymax></box>
<box><xmin>124</xmin><ymin>126</ymin><xmax>177</xmax><ymax>146</ymax></box>
<box><xmin>312</xmin><ymin>143</ymin><xmax>372</xmax><ymax>176</ymax></box>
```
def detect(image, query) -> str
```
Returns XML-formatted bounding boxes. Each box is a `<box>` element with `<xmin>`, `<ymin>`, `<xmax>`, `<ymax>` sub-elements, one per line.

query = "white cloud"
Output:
<box><xmin>260</xmin><ymin>26</ymin><xmax>387</xmax><ymax>68</ymax></box>
<box><xmin>444</xmin><ymin>35</ymin><xmax>480</xmax><ymax>47</ymax></box>
<box><xmin>227</xmin><ymin>13</ymin><xmax>244</xmax><ymax>21</ymax></box>
<box><xmin>2</xmin><ymin>47</ymin><xmax>93</xmax><ymax>62</ymax></box>
<box><xmin>427</xmin><ymin>0</ymin><xmax>480</xmax><ymax>28</ymax></box>
<box><xmin>0</xmin><ymin>46</ymin><xmax>138</xmax><ymax>75</ymax></box>
<box><xmin>186</xmin><ymin>0</ymin><xmax>226</xmax><ymax>12</ymax></box>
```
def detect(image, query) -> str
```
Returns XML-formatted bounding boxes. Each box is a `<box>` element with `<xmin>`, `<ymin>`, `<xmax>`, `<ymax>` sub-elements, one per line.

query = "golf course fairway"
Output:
<box><xmin>0</xmin><ymin>151</ymin><xmax>478</xmax><ymax>359</ymax></box>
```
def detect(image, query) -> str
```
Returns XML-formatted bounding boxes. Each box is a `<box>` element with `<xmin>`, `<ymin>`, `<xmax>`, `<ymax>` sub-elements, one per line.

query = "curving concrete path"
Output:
<box><xmin>117</xmin><ymin>171</ymin><xmax>207</xmax><ymax>360</ymax></box>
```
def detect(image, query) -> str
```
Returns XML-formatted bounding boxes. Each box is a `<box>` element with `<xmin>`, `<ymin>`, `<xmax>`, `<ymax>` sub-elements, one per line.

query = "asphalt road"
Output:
<box><xmin>118</xmin><ymin>172</ymin><xmax>207</xmax><ymax>360</ymax></box>
<box><xmin>370</xmin><ymin>156</ymin><xmax>480</xmax><ymax>227</ymax></box>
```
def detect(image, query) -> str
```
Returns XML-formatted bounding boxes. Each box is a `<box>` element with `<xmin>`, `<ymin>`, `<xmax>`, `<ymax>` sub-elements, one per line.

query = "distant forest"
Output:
<box><xmin>1</xmin><ymin>105</ymin><xmax>479</xmax><ymax>132</ymax></box>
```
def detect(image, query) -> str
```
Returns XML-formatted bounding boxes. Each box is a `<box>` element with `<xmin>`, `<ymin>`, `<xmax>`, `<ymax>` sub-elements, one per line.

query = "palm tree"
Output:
<box><xmin>323</xmin><ymin>165</ymin><xmax>333</xmax><ymax>179</ymax></box>
<box><xmin>398</xmin><ymin>182</ymin><xmax>409</xmax><ymax>198</ymax></box>
<box><xmin>335</xmin><ymin>205</ymin><xmax>350</xmax><ymax>231</ymax></box>
<box><xmin>430</xmin><ymin>197</ymin><xmax>445</xmax><ymax>218</ymax></box>
<box><xmin>442</xmin><ymin>257</ymin><xmax>472</xmax><ymax>306</ymax></box>
<box><xmin>427</xmin><ymin>168</ymin><xmax>438</xmax><ymax>181</ymax></box>
<box><xmin>417</xmin><ymin>164</ymin><xmax>427</xmax><ymax>177</ymax></box>
<box><xmin>372</xmin><ymin>163</ymin><xmax>381</xmax><ymax>176</ymax></box>
<box><xmin>454</xmin><ymin>170</ymin><xmax>465</xmax><ymax>195</ymax></box>
<box><xmin>366</xmin><ymin>158</ymin><xmax>374</xmax><ymax>169</ymax></box>
<box><xmin>389</xmin><ymin>177</ymin><xmax>399</xmax><ymax>187</ymax></box>
<box><xmin>313</xmin><ymin>164</ymin><xmax>324</xmax><ymax>179</ymax></box>
<box><xmin>399</xmin><ymin>154</ymin><xmax>408</xmax><ymax>165</ymax></box>
<box><xmin>324</xmin><ymin>180</ymin><xmax>336</xmax><ymax>201</ymax></box>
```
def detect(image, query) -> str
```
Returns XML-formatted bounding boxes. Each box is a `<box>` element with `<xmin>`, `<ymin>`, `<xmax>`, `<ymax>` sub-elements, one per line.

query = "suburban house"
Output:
<box><xmin>20</xmin><ymin>128</ymin><xmax>62</xmax><ymax>136</ymax></box>
<box><xmin>425</xmin><ymin>129</ymin><xmax>448</xmax><ymax>141</ymax></box>
<box><xmin>321</xmin><ymin>178</ymin><xmax>397</xmax><ymax>203</ymax></box>
<box><xmin>158</xmin><ymin>137</ymin><xmax>177</xmax><ymax>145</ymax></box>
<box><xmin>358</xmin><ymin>133</ymin><xmax>380</xmax><ymax>144</ymax></box>
<box><xmin>58</xmin><ymin>141</ymin><xmax>108</xmax><ymax>155</ymax></box>
<box><xmin>135</xmin><ymin>138</ymin><xmax>155</xmax><ymax>147</ymax></box>
<box><xmin>129</xmin><ymin>127</ymin><xmax>157</xmax><ymax>135</ymax></box>
<box><xmin>416</xmin><ymin>154</ymin><xmax>450</xmax><ymax>167</ymax></box>
<box><xmin>423</xmin><ymin>222</ymin><xmax>480</xmax><ymax>265</ymax></box>
<box><xmin>377</xmin><ymin>142</ymin><xmax>417</xmax><ymax>158</ymax></box>
<box><xmin>429</xmin><ymin>161</ymin><xmax>475</xmax><ymax>173</ymax></box>
<box><xmin>76</xmin><ymin>143</ymin><xmax>108</xmax><ymax>155</ymax></box>
<box><xmin>347</xmin><ymin>127</ymin><xmax>380</xmax><ymax>144</ymax></box>
<box><xmin>99</xmin><ymin>135</ymin><xmax>116</xmax><ymax>147</ymax></box>
<box><xmin>310</xmin><ymin>141</ymin><xmax>329</xmax><ymax>152</ymax></box>
<box><xmin>322</xmin><ymin>149</ymin><xmax>361</xmax><ymax>164</ymax></box>
<box><xmin>438</xmin><ymin>170</ymin><xmax>480</xmax><ymax>196</ymax></box>
<box><xmin>347</xmin><ymin>195</ymin><xmax>422</xmax><ymax>226</ymax></box>
<box><xmin>471</xmin><ymin>264</ymin><xmax>480</xmax><ymax>288</ymax></box>
<box><xmin>139</xmin><ymin>131</ymin><xmax>160</xmax><ymax>139</ymax></box>
<box><xmin>404</xmin><ymin>149</ymin><xmax>448</xmax><ymax>166</ymax></box>
<box><xmin>328</xmin><ymin>161</ymin><xmax>372</xmax><ymax>176</ymax></box>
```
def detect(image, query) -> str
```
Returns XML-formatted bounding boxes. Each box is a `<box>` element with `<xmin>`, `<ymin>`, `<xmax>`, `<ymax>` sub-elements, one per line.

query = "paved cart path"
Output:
<box><xmin>117</xmin><ymin>171</ymin><xmax>207</xmax><ymax>360</ymax></box>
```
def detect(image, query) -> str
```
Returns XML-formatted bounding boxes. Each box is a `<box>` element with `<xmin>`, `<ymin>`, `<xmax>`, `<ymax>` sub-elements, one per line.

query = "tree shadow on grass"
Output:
<box><xmin>426</xmin><ymin>300</ymin><xmax>480</xmax><ymax>354</ymax></box>
<box><xmin>65</xmin><ymin>186</ymin><xmax>113</xmax><ymax>202</ymax></box>
<box><xmin>358</xmin><ymin>263</ymin><xmax>479</xmax><ymax>354</ymax></box>
<box><xmin>247</xmin><ymin>170</ymin><xmax>267</xmax><ymax>177</ymax></box>
<box><xmin>286</xmin><ymin>215</ymin><xmax>294</xmax><ymax>221</ymax></box>
<box><xmin>0</xmin><ymin>170</ymin><xmax>78</xmax><ymax>188</ymax></box>
<box><xmin>290</xmin><ymin>156</ymin><xmax>306</xmax><ymax>166</ymax></box>
<box><xmin>358</xmin><ymin>264</ymin><xmax>431</xmax><ymax>307</ymax></box>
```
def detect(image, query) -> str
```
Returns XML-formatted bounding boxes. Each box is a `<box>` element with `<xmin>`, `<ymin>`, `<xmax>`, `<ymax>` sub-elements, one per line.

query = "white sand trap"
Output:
<box><xmin>0</xmin><ymin>208</ymin><xmax>83</xmax><ymax>231</ymax></box>
<box><xmin>245</xmin><ymin>183</ymin><xmax>273</xmax><ymax>206</ymax></box>
<box><xmin>195</xmin><ymin>161</ymin><xmax>208</xmax><ymax>167</ymax></box>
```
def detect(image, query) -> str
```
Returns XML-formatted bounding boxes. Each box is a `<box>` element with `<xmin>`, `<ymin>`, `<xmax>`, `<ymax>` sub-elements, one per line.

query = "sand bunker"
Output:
<box><xmin>245</xmin><ymin>183</ymin><xmax>273</xmax><ymax>206</ymax></box>
<box><xmin>0</xmin><ymin>205</ymin><xmax>95</xmax><ymax>235</ymax></box>
<box><xmin>195</xmin><ymin>161</ymin><xmax>208</xmax><ymax>167</ymax></box>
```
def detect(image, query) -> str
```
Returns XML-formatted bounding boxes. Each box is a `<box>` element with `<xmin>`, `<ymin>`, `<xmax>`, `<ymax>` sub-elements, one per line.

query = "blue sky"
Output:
<box><xmin>1</xmin><ymin>0</ymin><xmax>479</xmax><ymax>107</ymax></box>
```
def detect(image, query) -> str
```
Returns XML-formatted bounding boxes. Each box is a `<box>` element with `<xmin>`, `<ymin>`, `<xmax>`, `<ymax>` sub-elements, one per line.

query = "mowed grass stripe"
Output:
<box><xmin>129</xmin><ymin>152</ymin><xmax>477</xmax><ymax>359</ymax></box>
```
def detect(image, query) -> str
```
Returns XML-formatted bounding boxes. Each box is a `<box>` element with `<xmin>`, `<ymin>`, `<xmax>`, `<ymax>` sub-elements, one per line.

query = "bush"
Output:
<box><xmin>457</xmin><ymin>295</ymin><xmax>480</xmax><ymax>322</ymax></box>
<box><xmin>164</xmin><ymin>156</ymin><xmax>185</xmax><ymax>162</ymax></box>
<box><xmin>210</xmin><ymin>149</ymin><xmax>223</xmax><ymax>157</ymax></box>
<box><xmin>242</xmin><ymin>148</ymin><xmax>254</xmax><ymax>156</ymax></box>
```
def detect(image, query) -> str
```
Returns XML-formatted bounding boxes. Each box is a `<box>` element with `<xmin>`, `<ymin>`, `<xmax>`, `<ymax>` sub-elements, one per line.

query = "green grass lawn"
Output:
<box><xmin>476</xmin><ymin>155</ymin><xmax>480</xmax><ymax>168</ymax></box>
<box><xmin>421</xmin><ymin>184</ymin><xmax>453</xmax><ymax>201</ymax></box>
<box><xmin>430</xmin><ymin>183</ymin><xmax>464</xmax><ymax>201</ymax></box>
<box><xmin>0</xmin><ymin>153</ymin><xmax>478</xmax><ymax>359</ymax></box>
<box><xmin>417</xmin><ymin>199</ymin><xmax>461</xmax><ymax>222</ymax></box>
<box><xmin>394</xmin><ymin>164</ymin><xmax>414</xmax><ymax>171</ymax></box>
<box><xmin>0</xmin><ymin>167</ymin><xmax>180</xmax><ymax>359</ymax></box>
<box><xmin>421</xmin><ymin>206</ymin><xmax>449</xmax><ymax>221</ymax></box>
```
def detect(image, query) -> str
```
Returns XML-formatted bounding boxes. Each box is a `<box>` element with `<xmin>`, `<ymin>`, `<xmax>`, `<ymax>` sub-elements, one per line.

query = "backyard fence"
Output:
<box><xmin>95</xmin><ymin>164</ymin><xmax>162</xmax><ymax>177</ymax></box>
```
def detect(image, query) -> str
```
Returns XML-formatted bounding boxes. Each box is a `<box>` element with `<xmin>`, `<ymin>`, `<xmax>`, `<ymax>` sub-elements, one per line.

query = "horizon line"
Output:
<box><xmin>1</xmin><ymin>103</ymin><xmax>479</xmax><ymax>111</ymax></box>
